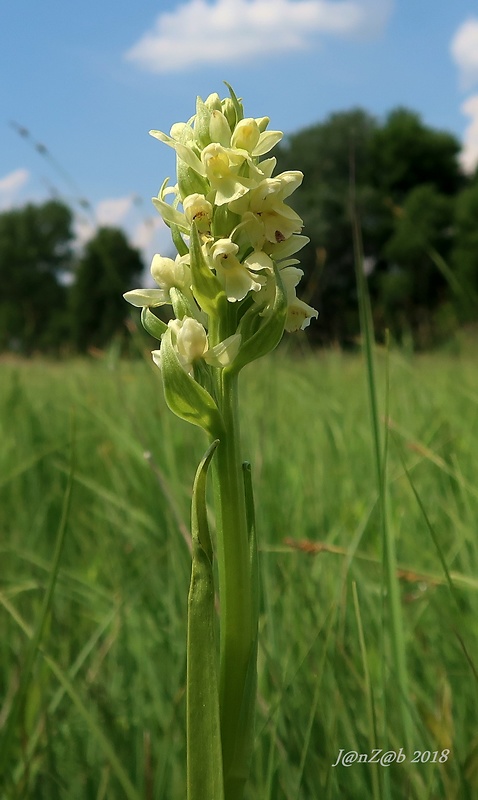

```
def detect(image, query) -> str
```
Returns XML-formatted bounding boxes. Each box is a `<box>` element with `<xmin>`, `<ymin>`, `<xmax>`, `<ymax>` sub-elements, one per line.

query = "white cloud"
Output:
<box><xmin>73</xmin><ymin>194</ymin><xmax>168</xmax><ymax>269</ymax></box>
<box><xmin>451</xmin><ymin>17</ymin><xmax>478</xmax><ymax>88</ymax></box>
<box><xmin>125</xmin><ymin>0</ymin><xmax>392</xmax><ymax>73</ymax></box>
<box><xmin>95</xmin><ymin>196</ymin><xmax>136</xmax><ymax>227</ymax></box>
<box><xmin>0</xmin><ymin>168</ymin><xmax>30</xmax><ymax>209</ymax></box>
<box><xmin>74</xmin><ymin>194</ymin><xmax>136</xmax><ymax>246</ymax></box>
<box><xmin>132</xmin><ymin>216</ymin><xmax>164</xmax><ymax>251</ymax></box>
<box><xmin>459</xmin><ymin>94</ymin><xmax>478</xmax><ymax>174</ymax></box>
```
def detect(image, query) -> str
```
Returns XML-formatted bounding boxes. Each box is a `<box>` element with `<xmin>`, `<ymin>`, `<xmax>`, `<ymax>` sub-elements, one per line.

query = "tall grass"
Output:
<box><xmin>1</xmin><ymin>344</ymin><xmax>477</xmax><ymax>798</ymax></box>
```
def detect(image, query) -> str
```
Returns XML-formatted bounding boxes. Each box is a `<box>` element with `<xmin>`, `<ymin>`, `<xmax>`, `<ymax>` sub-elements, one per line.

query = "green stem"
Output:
<box><xmin>212</xmin><ymin>369</ymin><xmax>255</xmax><ymax>799</ymax></box>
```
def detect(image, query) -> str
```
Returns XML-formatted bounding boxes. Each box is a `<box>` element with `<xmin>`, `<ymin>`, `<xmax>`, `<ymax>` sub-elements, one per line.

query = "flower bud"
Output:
<box><xmin>209</xmin><ymin>110</ymin><xmax>232</xmax><ymax>147</ymax></box>
<box><xmin>151</xmin><ymin>254</ymin><xmax>188</xmax><ymax>289</ymax></box>
<box><xmin>255</xmin><ymin>116</ymin><xmax>270</xmax><ymax>133</ymax></box>
<box><xmin>204</xmin><ymin>92</ymin><xmax>222</xmax><ymax>111</ymax></box>
<box><xmin>221</xmin><ymin>97</ymin><xmax>236</xmax><ymax>130</ymax></box>
<box><xmin>231</xmin><ymin>118</ymin><xmax>261</xmax><ymax>153</ymax></box>
<box><xmin>170</xmin><ymin>317</ymin><xmax>209</xmax><ymax>365</ymax></box>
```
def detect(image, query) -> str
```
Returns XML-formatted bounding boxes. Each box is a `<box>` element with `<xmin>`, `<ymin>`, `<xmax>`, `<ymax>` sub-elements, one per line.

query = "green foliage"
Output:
<box><xmin>275</xmin><ymin>110</ymin><xmax>387</xmax><ymax>344</ymax></box>
<box><xmin>0</xmin><ymin>202</ymin><xmax>144</xmax><ymax>355</ymax></box>
<box><xmin>275</xmin><ymin>106</ymin><xmax>469</xmax><ymax>348</ymax></box>
<box><xmin>0</xmin><ymin>103</ymin><xmax>475</xmax><ymax>355</ymax></box>
<box><xmin>0</xmin><ymin>201</ymin><xmax>73</xmax><ymax>353</ymax></box>
<box><xmin>380</xmin><ymin>185</ymin><xmax>454</xmax><ymax>346</ymax></box>
<box><xmin>1</xmin><ymin>352</ymin><xmax>478</xmax><ymax>798</ymax></box>
<box><xmin>451</xmin><ymin>183</ymin><xmax>478</xmax><ymax>320</ymax></box>
<box><xmin>371</xmin><ymin>108</ymin><xmax>463</xmax><ymax>199</ymax></box>
<box><xmin>70</xmin><ymin>227</ymin><xmax>143</xmax><ymax>352</ymax></box>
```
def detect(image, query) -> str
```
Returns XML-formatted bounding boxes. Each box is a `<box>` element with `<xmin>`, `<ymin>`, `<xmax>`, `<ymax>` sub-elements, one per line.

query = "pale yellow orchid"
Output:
<box><xmin>183</xmin><ymin>193</ymin><xmax>214</xmax><ymax>235</ymax></box>
<box><xmin>231</xmin><ymin>117</ymin><xmax>282</xmax><ymax>156</ymax></box>
<box><xmin>123</xmin><ymin>253</ymin><xmax>191</xmax><ymax>309</ymax></box>
<box><xmin>229</xmin><ymin>172</ymin><xmax>304</xmax><ymax>243</ymax></box>
<box><xmin>152</xmin><ymin>317</ymin><xmax>241</xmax><ymax>375</ymax></box>
<box><xmin>280</xmin><ymin>266</ymin><xmax>319</xmax><ymax>332</ymax></box>
<box><xmin>209</xmin><ymin>238</ymin><xmax>270</xmax><ymax>302</ymax></box>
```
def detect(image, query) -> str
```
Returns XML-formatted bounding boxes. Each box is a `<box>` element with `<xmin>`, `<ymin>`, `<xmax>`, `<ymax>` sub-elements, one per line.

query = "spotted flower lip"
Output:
<box><xmin>183</xmin><ymin>193</ymin><xmax>213</xmax><ymax>234</ymax></box>
<box><xmin>228</xmin><ymin>172</ymin><xmax>305</xmax><ymax>243</ymax></box>
<box><xmin>209</xmin><ymin>238</ymin><xmax>268</xmax><ymax>302</ymax></box>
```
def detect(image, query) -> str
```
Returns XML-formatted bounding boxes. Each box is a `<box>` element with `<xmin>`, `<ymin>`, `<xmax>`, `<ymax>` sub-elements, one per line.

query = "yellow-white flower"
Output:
<box><xmin>229</xmin><ymin>172</ymin><xmax>304</xmax><ymax>244</ymax></box>
<box><xmin>201</xmin><ymin>143</ymin><xmax>253</xmax><ymax>205</ymax></box>
<box><xmin>210</xmin><ymin>239</ymin><xmax>270</xmax><ymax>302</ymax></box>
<box><xmin>183</xmin><ymin>193</ymin><xmax>213</xmax><ymax>235</ymax></box>
<box><xmin>231</xmin><ymin>118</ymin><xmax>282</xmax><ymax>156</ymax></box>
<box><xmin>280</xmin><ymin>267</ymin><xmax>319</xmax><ymax>332</ymax></box>
<box><xmin>123</xmin><ymin>254</ymin><xmax>190</xmax><ymax>308</ymax></box>
<box><xmin>152</xmin><ymin>317</ymin><xmax>241</xmax><ymax>375</ymax></box>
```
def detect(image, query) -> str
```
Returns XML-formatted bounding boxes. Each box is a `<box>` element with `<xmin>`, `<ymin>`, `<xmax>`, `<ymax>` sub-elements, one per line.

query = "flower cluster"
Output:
<box><xmin>125</xmin><ymin>85</ymin><xmax>317</xmax><ymax>396</ymax></box>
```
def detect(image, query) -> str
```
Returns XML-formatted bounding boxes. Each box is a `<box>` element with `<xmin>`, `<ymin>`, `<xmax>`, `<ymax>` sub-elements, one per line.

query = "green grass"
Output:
<box><xmin>1</xmin><ymin>343</ymin><xmax>478</xmax><ymax>799</ymax></box>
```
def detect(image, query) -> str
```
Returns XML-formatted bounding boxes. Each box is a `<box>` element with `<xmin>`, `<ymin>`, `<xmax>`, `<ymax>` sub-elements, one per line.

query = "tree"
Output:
<box><xmin>275</xmin><ymin>106</ymin><xmax>466</xmax><ymax>345</ymax></box>
<box><xmin>450</xmin><ymin>184</ymin><xmax>478</xmax><ymax>322</ymax></box>
<box><xmin>70</xmin><ymin>227</ymin><xmax>143</xmax><ymax>351</ymax></box>
<box><xmin>0</xmin><ymin>200</ymin><xmax>73</xmax><ymax>353</ymax></box>
<box><xmin>370</xmin><ymin>108</ymin><xmax>463</xmax><ymax>200</ymax></box>
<box><xmin>377</xmin><ymin>184</ymin><xmax>454</xmax><ymax>345</ymax></box>
<box><xmin>275</xmin><ymin>109</ymin><xmax>390</xmax><ymax>343</ymax></box>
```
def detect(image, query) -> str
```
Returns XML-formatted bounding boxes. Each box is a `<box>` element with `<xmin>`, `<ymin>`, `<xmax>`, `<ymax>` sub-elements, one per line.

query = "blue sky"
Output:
<box><xmin>2</xmin><ymin>0</ymin><xmax>478</xmax><ymax>264</ymax></box>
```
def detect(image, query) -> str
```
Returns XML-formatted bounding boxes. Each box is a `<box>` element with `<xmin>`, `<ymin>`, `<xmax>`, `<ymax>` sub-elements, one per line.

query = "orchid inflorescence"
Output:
<box><xmin>124</xmin><ymin>85</ymin><xmax>317</xmax><ymax>800</ymax></box>
<box><xmin>124</xmin><ymin>84</ymin><xmax>317</xmax><ymax>399</ymax></box>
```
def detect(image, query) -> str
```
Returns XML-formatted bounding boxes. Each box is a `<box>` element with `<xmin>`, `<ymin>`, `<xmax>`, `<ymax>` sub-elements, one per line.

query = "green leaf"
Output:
<box><xmin>161</xmin><ymin>328</ymin><xmax>224</xmax><ymax>437</ymax></box>
<box><xmin>229</xmin><ymin>262</ymin><xmax>287</xmax><ymax>373</ymax></box>
<box><xmin>224</xmin><ymin>82</ymin><xmax>244</xmax><ymax>125</ymax></box>
<box><xmin>187</xmin><ymin>440</ymin><xmax>224</xmax><ymax>800</ymax></box>
<box><xmin>171</xmin><ymin>222</ymin><xmax>190</xmax><ymax>256</ymax></box>
<box><xmin>141</xmin><ymin>307</ymin><xmax>168</xmax><ymax>339</ymax></box>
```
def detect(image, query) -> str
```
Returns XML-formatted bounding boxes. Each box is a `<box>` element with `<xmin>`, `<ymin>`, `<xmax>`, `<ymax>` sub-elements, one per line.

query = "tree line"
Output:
<box><xmin>275</xmin><ymin>107</ymin><xmax>478</xmax><ymax>348</ymax></box>
<box><xmin>0</xmin><ymin>202</ymin><xmax>143</xmax><ymax>354</ymax></box>
<box><xmin>1</xmin><ymin>105</ymin><xmax>477</xmax><ymax>355</ymax></box>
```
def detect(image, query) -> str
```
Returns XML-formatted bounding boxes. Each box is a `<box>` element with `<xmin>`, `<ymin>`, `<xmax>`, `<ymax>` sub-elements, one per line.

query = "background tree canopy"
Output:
<box><xmin>0</xmin><ymin>105</ymin><xmax>477</xmax><ymax>354</ymax></box>
<box><xmin>0</xmin><ymin>204</ymin><xmax>143</xmax><ymax>355</ymax></box>
<box><xmin>275</xmin><ymin>106</ymin><xmax>475</xmax><ymax>347</ymax></box>
<box><xmin>70</xmin><ymin>227</ymin><xmax>143</xmax><ymax>352</ymax></box>
<box><xmin>0</xmin><ymin>201</ymin><xmax>73</xmax><ymax>353</ymax></box>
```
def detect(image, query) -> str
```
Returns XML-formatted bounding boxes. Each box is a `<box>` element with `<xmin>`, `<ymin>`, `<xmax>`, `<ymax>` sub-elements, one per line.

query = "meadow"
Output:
<box><xmin>1</xmin><ymin>339</ymin><xmax>477</xmax><ymax>799</ymax></box>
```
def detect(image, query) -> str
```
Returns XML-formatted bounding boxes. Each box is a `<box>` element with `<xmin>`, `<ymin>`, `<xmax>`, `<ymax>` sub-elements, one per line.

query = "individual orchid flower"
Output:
<box><xmin>183</xmin><ymin>193</ymin><xmax>213</xmax><ymax>235</ymax></box>
<box><xmin>229</xmin><ymin>172</ymin><xmax>304</xmax><ymax>243</ymax></box>
<box><xmin>209</xmin><ymin>238</ymin><xmax>269</xmax><ymax>302</ymax></box>
<box><xmin>200</xmin><ymin>143</ymin><xmax>253</xmax><ymax>205</ymax></box>
<box><xmin>280</xmin><ymin>266</ymin><xmax>319</xmax><ymax>332</ymax></box>
<box><xmin>251</xmin><ymin>264</ymin><xmax>317</xmax><ymax>331</ymax></box>
<box><xmin>231</xmin><ymin>117</ymin><xmax>283</xmax><ymax>156</ymax></box>
<box><xmin>152</xmin><ymin>317</ymin><xmax>241</xmax><ymax>375</ymax></box>
<box><xmin>124</xmin><ymin>253</ymin><xmax>191</xmax><ymax>309</ymax></box>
